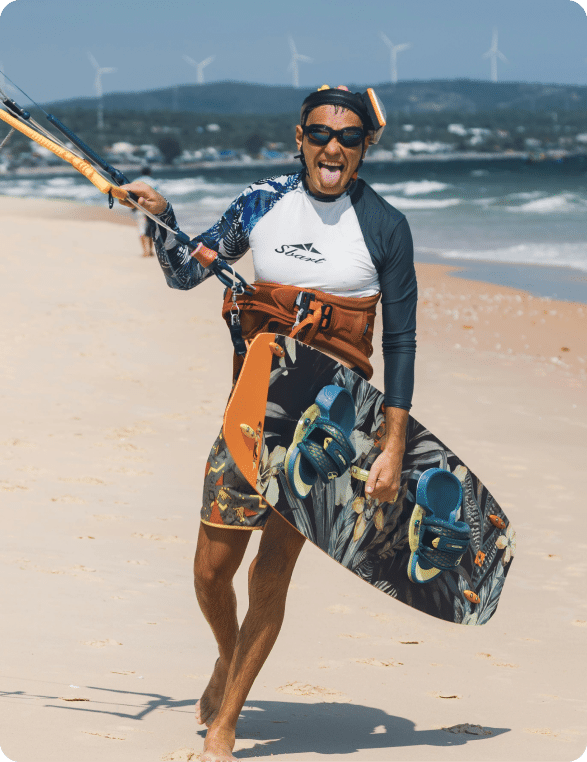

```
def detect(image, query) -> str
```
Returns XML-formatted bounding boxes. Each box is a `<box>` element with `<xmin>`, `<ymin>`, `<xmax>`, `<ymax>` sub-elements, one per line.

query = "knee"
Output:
<box><xmin>253</xmin><ymin>516</ymin><xmax>305</xmax><ymax>584</ymax></box>
<box><xmin>193</xmin><ymin>551</ymin><xmax>234</xmax><ymax>595</ymax></box>
<box><xmin>193</xmin><ymin>523</ymin><xmax>250</xmax><ymax>595</ymax></box>
<box><xmin>248</xmin><ymin>546</ymin><xmax>298</xmax><ymax>603</ymax></box>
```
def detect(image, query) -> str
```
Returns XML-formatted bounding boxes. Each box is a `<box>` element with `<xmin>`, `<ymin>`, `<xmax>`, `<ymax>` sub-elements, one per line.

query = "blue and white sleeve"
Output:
<box><xmin>151</xmin><ymin>193</ymin><xmax>251</xmax><ymax>291</ymax></box>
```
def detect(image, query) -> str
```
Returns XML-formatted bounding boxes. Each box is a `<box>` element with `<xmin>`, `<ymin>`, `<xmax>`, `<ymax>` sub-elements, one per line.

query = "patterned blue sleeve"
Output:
<box><xmin>151</xmin><ymin>173</ymin><xmax>302</xmax><ymax>291</ymax></box>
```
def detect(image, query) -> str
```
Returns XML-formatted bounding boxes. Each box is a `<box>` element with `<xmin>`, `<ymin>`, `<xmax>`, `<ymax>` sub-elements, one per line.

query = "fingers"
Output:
<box><xmin>119</xmin><ymin>182</ymin><xmax>167</xmax><ymax>215</ymax></box>
<box><xmin>365</xmin><ymin>461</ymin><xmax>380</xmax><ymax>497</ymax></box>
<box><xmin>117</xmin><ymin>194</ymin><xmax>135</xmax><ymax>208</ymax></box>
<box><xmin>364</xmin><ymin>451</ymin><xmax>401</xmax><ymax>503</ymax></box>
<box><xmin>371</xmin><ymin>485</ymin><xmax>399</xmax><ymax>503</ymax></box>
<box><xmin>369</xmin><ymin>480</ymin><xmax>398</xmax><ymax>503</ymax></box>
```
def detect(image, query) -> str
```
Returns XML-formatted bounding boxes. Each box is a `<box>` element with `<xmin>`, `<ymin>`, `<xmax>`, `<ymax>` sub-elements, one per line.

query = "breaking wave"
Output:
<box><xmin>437</xmin><ymin>242</ymin><xmax>587</xmax><ymax>273</ymax></box>
<box><xmin>373</xmin><ymin>180</ymin><xmax>451</xmax><ymax>195</ymax></box>
<box><xmin>505</xmin><ymin>193</ymin><xmax>587</xmax><ymax>214</ymax></box>
<box><xmin>384</xmin><ymin>195</ymin><xmax>460</xmax><ymax>210</ymax></box>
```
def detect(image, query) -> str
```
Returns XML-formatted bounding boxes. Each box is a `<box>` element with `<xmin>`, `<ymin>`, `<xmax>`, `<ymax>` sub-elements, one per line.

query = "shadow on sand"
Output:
<box><xmin>0</xmin><ymin>683</ymin><xmax>509</xmax><ymax>758</ymax></box>
<box><xmin>202</xmin><ymin>699</ymin><xmax>509</xmax><ymax>758</ymax></box>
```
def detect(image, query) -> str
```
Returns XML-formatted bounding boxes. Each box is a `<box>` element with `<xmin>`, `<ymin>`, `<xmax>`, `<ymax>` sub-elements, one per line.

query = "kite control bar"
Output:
<box><xmin>46</xmin><ymin>112</ymin><xmax>132</xmax><ymax>188</ymax></box>
<box><xmin>0</xmin><ymin>70</ymin><xmax>253</xmax><ymax>293</ymax></box>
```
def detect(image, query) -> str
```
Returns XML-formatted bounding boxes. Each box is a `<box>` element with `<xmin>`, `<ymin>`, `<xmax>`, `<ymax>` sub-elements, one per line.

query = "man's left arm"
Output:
<box><xmin>368</xmin><ymin>214</ymin><xmax>417</xmax><ymax>503</ymax></box>
<box><xmin>366</xmin><ymin>406</ymin><xmax>408</xmax><ymax>502</ymax></box>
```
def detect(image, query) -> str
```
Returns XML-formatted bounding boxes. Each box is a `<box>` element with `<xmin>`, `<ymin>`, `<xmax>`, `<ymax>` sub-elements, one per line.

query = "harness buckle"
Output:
<box><xmin>292</xmin><ymin>291</ymin><xmax>314</xmax><ymax>327</ymax></box>
<box><xmin>319</xmin><ymin>304</ymin><xmax>333</xmax><ymax>330</ymax></box>
<box><xmin>228</xmin><ymin>283</ymin><xmax>247</xmax><ymax>356</ymax></box>
<box><xmin>230</xmin><ymin>285</ymin><xmax>241</xmax><ymax>325</ymax></box>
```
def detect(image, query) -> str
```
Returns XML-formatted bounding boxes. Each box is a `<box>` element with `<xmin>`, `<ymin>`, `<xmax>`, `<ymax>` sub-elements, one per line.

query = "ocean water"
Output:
<box><xmin>1</xmin><ymin>156</ymin><xmax>586</xmax><ymax>302</ymax></box>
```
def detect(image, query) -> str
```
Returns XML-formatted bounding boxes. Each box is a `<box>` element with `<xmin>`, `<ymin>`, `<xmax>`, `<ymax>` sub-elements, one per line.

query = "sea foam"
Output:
<box><xmin>506</xmin><ymin>193</ymin><xmax>587</xmax><ymax>214</ymax></box>
<box><xmin>438</xmin><ymin>242</ymin><xmax>587</xmax><ymax>273</ymax></box>
<box><xmin>373</xmin><ymin>180</ymin><xmax>451</xmax><ymax>195</ymax></box>
<box><xmin>384</xmin><ymin>195</ymin><xmax>460</xmax><ymax>210</ymax></box>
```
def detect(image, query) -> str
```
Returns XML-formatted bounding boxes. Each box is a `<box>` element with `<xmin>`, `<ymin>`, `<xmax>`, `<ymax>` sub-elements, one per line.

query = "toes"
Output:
<box><xmin>195</xmin><ymin>697</ymin><xmax>218</xmax><ymax>726</ymax></box>
<box><xmin>195</xmin><ymin>699</ymin><xmax>206</xmax><ymax>725</ymax></box>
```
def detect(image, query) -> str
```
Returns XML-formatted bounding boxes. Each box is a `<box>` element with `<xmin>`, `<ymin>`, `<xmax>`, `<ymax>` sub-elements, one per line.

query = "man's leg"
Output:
<box><xmin>194</xmin><ymin>521</ymin><xmax>253</xmax><ymax>726</ymax></box>
<box><xmin>202</xmin><ymin>511</ymin><xmax>305</xmax><ymax>762</ymax></box>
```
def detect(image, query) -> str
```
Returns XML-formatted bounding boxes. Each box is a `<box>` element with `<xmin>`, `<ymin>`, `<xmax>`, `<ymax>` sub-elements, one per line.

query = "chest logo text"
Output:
<box><xmin>275</xmin><ymin>243</ymin><xmax>326</xmax><ymax>264</ymax></box>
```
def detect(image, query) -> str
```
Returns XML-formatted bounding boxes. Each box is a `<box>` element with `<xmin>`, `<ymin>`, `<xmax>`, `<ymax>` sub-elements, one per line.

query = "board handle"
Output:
<box><xmin>268</xmin><ymin>341</ymin><xmax>285</xmax><ymax>357</ymax></box>
<box><xmin>351</xmin><ymin>465</ymin><xmax>369</xmax><ymax>481</ymax></box>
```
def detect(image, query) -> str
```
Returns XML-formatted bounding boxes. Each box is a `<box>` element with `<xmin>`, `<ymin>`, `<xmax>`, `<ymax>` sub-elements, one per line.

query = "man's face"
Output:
<box><xmin>295</xmin><ymin>105</ymin><xmax>366</xmax><ymax>197</ymax></box>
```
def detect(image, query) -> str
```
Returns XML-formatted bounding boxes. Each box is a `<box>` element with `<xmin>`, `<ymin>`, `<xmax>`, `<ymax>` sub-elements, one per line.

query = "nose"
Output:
<box><xmin>323</xmin><ymin>135</ymin><xmax>342</xmax><ymax>153</ymax></box>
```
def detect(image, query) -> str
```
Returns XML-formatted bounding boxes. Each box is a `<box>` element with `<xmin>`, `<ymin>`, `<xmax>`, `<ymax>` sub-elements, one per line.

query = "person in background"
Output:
<box><xmin>133</xmin><ymin>165</ymin><xmax>159</xmax><ymax>257</ymax></box>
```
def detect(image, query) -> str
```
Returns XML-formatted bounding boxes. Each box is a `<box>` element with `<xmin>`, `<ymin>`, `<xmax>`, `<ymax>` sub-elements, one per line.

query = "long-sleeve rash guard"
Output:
<box><xmin>150</xmin><ymin>172</ymin><xmax>417</xmax><ymax>410</ymax></box>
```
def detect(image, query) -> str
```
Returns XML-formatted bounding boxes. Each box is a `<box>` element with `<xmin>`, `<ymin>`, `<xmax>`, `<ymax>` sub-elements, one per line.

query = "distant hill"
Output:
<box><xmin>46</xmin><ymin>80</ymin><xmax>587</xmax><ymax>115</ymax></box>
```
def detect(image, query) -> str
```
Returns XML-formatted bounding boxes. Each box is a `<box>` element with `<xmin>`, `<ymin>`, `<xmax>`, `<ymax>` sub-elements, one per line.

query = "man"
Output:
<box><xmin>121</xmin><ymin>85</ymin><xmax>417</xmax><ymax>762</ymax></box>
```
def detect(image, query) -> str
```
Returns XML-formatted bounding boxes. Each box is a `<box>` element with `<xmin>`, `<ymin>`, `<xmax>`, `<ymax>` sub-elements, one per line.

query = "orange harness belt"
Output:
<box><xmin>222</xmin><ymin>282</ymin><xmax>380</xmax><ymax>379</ymax></box>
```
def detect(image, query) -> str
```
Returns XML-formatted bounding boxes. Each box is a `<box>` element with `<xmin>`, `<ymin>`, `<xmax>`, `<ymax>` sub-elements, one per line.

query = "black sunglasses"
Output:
<box><xmin>303</xmin><ymin>124</ymin><xmax>365</xmax><ymax>148</ymax></box>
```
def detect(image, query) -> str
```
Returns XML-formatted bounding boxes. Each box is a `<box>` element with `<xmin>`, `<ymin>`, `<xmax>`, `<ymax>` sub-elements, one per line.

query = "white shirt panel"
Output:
<box><xmin>249</xmin><ymin>186</ymin><xmax>380</xmax><ymax>298</ymax></box>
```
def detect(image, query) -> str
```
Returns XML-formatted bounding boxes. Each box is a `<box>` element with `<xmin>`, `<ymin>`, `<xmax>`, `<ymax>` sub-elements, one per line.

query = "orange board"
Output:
<box><xmin>223</xmin><ymin>333</ymin><xmax>276</xmax><ymax>486</ymax></box>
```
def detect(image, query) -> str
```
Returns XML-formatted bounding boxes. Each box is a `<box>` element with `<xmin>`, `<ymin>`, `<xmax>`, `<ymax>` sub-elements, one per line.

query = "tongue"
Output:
<box><xmin>319</xmin><ymin>165</ymin><xmax>342</xmax><ymax>187</ymax></box>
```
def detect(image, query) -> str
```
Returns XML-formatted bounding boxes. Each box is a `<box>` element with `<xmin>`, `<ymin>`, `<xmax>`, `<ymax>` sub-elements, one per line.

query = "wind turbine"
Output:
<box><xmin>183</xmin><ymin>55</ymin><xmax>215</xmax><ymax>85</ymax></box>
<box><xmin>287</xmin><ymin>36</ymin><xmax>312</xmax><ymax>89</ymax></box>
<box><xmin>380</xmin><ymin>34</ymin><xmax>411</xmax><ymax>85</ymax></box>
<box><xmin>483</xmin><ymin>28</ymin><xmax>507</xmax><ymax>83</ymax></box>
<box><xmin>87</xmin><ymin>51</ymin><xmax>116</xmax><ymax>131</ymax></box>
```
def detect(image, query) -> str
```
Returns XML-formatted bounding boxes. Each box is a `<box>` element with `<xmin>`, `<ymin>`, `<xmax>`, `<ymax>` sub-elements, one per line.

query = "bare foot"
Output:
<box><xmin>195</xmin><ymin>659</ymin><xmax>228</xmax><ymax>727</ymax></box>
<box><xmin>201</xmin><ymin>725</ymin><xmax>237</xmax><ymax>762</ymax></box>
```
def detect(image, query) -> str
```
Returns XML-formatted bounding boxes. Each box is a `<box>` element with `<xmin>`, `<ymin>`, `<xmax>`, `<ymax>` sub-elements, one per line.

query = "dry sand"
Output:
<box><xmin>0</xmin><ymin>197</ymin><xmax>585</xmax><ymax>762</ymax></box>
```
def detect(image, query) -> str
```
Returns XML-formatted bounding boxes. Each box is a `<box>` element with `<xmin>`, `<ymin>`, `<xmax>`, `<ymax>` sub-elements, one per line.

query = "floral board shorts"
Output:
<box><xmin>201</xmin><ymin>429</ymin><xmax>270</xmax><ymax>530</ymax></box>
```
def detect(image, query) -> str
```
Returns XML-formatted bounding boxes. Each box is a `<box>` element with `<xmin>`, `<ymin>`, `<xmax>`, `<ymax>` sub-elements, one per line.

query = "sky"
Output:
<box><xmin>0</xmin><ymin>0</ymin><xmax>586</xmax><ymax>104</ymax></box>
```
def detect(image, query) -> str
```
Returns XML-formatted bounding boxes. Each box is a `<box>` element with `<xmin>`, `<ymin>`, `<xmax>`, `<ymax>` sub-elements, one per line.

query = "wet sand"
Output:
<box><xmin>0</xmin><ymin>198</ymin><xmax>585</xmax><ymax>762</ymax></box>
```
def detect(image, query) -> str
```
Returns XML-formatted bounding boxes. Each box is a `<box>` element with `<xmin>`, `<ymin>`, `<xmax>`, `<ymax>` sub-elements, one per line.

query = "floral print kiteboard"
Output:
<box><xmin>223</xmin><ymin>333</ymin><xmax>515</xmax><ymax>625</ymax></box>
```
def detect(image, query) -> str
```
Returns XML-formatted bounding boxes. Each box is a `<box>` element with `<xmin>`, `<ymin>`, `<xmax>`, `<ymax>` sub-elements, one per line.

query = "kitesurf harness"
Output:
<box><xmin>221</xmin><ymin>281</ymin><xmax>380</xmax><ymax>379</ymax></box>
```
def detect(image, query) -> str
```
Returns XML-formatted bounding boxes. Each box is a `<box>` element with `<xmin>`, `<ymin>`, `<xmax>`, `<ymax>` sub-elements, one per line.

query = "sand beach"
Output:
<box><xmin>0</xmin><ymin>197</ymin><xmax>585</xmax><ymax>762</ymax></box>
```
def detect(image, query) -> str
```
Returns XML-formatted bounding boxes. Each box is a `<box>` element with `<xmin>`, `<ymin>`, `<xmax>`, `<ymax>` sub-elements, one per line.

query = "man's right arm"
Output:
<box><xmin>120</xmin><ymin>181</ymin><xmax>250</xmax><ymax>291</ymax></box>
<box><xmin>154</xmin><ymin>206</ymin><xmax>211</xmax><ymax>290</ymax></box>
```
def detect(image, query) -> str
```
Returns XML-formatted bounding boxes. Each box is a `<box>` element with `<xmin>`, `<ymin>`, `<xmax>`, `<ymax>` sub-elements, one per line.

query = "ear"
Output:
<box><xmin>295</xmin><ymin>124</ymin><xmax>304</xmax><ymax>152</ymax></box>
<box><xmin>363</xmin><ymin>135</ymin><xmax>371</xmax><ymax>157</ymax></box>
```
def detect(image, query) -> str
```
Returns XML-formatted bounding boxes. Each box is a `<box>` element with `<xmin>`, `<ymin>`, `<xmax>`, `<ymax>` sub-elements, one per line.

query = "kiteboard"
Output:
<box><xmin>223</xmin><ymin>333</ymin><xmax>515</xmax><ymax>625</ymax></box>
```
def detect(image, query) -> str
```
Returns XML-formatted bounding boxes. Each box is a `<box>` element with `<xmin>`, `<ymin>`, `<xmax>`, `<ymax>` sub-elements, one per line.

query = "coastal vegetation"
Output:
<box><xmin>2</xmin><ymin>106</ymin><xmax>586</xmax><ymax>168</ymax></box>
<box><xmin>2</xmin><ymin>80</ymin><xmax>586</xmax><ymax>169</ymax></box>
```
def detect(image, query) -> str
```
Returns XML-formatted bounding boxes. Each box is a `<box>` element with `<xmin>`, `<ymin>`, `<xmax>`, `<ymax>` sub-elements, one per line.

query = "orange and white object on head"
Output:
<box><xmin>362</xmin><ymin>88</ymin><xmax>387</xmax><ymax>144</ymax></box>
